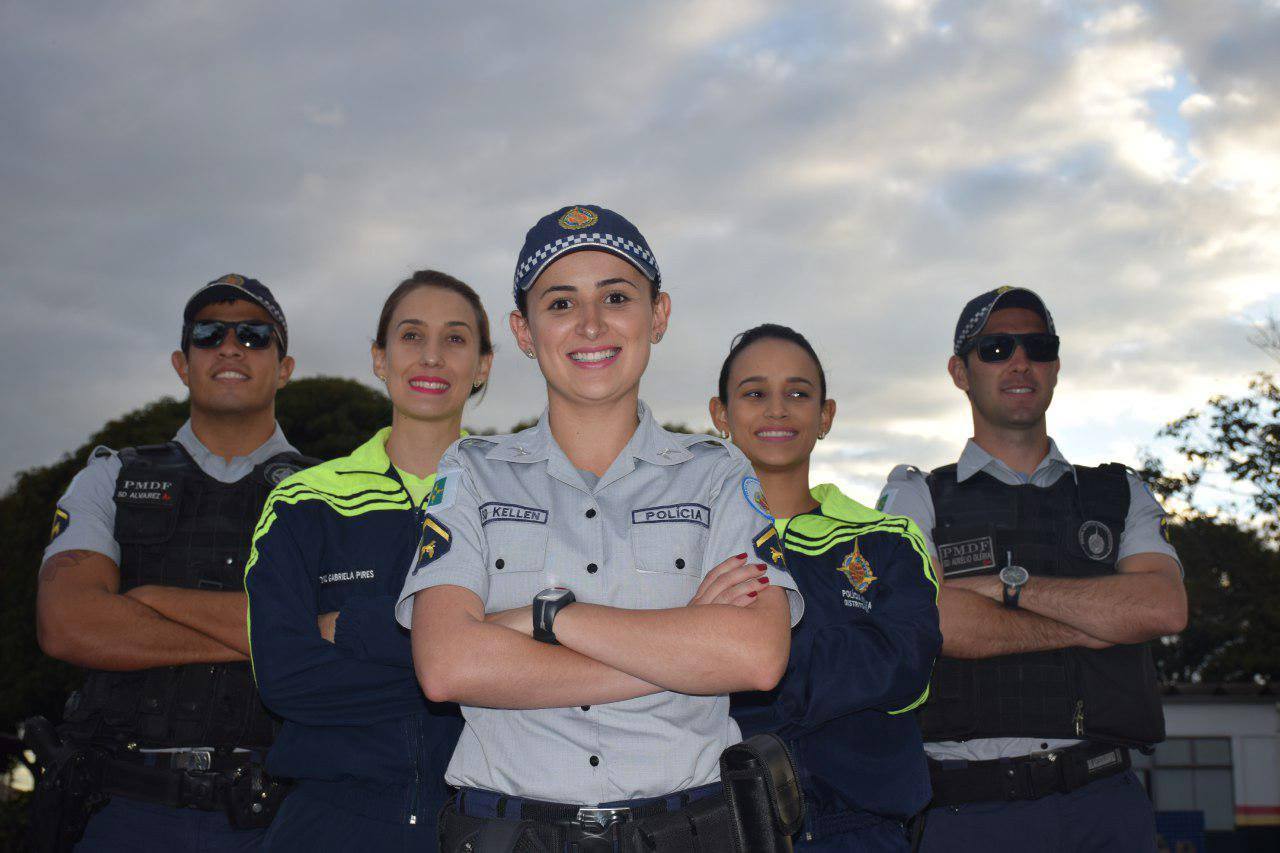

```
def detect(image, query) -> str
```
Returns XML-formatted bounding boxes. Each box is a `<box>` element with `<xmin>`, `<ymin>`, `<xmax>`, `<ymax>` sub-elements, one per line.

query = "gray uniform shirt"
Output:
<box><xmin>876</xmin><ymin>438</ymin><xmax>1180</xmax><ymax>762</ymax></box>
<box><xmin>45</xmin><ymin>420</ymin><xmax>297</xmax><ymax>565</ymax></box>
<box><xmin>396</xmin><ymin>401</ymin><xmax>803</xmax><ymax>804</ymax></box>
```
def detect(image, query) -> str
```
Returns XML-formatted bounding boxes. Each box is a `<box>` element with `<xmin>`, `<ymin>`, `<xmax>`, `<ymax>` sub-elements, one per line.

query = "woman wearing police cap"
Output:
<box><xmin>246</xmin><ymin>270</ymin><xmax>493</xmax><ymax>851</ymax></box>
<box><xmin>396</xmin><ymin>204</ymin><xmax>803</xmax><ymax>852</ymax></box>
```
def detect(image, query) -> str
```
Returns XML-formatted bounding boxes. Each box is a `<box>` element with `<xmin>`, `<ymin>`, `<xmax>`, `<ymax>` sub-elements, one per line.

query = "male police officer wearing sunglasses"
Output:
<box><xmin>877</xmin><ymin>287</ymin><xmax>1187</xmax><ymax>852</ymax></box>
<box><xmin>31</xmin><ymin>275</ymin><xmax>315</xmax><ymax>851</ymax></box>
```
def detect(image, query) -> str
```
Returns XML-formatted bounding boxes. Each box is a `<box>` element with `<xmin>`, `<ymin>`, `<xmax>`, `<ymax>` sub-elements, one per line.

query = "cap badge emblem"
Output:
<box><xmin>214</xmin><ymin>274</ymin><xmax>246</xmax><ymax>287</ymax></box>
<box><xmin>558</xmin><ymin>206</ymin><xmax>599</xmax><ymax>230</ymax></box>
<box><xmin>995</xmin><ymin>285</ymin><xmax>1013</xmax><ymax>295</ymax></box>
<box><xmin>838</xmin><ymin>540</ymin><xmax>877</xmax><ymax>593</ymax></box>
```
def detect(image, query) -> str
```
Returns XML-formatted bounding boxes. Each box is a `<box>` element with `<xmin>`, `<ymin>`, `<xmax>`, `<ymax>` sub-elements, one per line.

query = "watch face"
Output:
<box><xmin>537</xmin><ymin>587</ymin><xmax>573</xmax><ymax>604</ymax></box>
<box><xmin>999</xmin><ymin>565</ymin><xmax>1029</xmax><ymax>586</ymax></box>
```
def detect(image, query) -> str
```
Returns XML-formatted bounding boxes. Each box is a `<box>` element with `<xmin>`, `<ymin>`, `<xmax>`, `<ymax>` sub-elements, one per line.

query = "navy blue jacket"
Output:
<box><xmin>732</xmin><ymin>485</ymin><xmax>940</xmax><ymax>843</ymax></box>
<box><xmin>245</xmin><ymin>429</ymin><xmax>462</xmax><ymax>825</ymax></box>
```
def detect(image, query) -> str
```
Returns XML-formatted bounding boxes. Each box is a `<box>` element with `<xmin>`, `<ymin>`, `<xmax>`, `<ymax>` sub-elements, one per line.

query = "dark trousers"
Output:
<box><xmin>75</xmin><ymin>796</ymin><xmax>264</xmax><ymax>852</ymax></box>
<box><xmin>261</xmin><ymin>783</ymin><xmax>440</xmax><ymax>853</ymax></box>
<box><xmin>917</xmin><ymin>770</ymin><xmax>1156</xmax><ymax>853</ymax></box>
<box><xmin>796</xmin><ymin>813</ymin><xmax>909</xmax><ymax>852</ymax></box>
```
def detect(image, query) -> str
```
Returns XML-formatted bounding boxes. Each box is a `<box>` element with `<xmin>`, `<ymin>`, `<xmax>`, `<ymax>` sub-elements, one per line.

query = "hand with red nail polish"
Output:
<box><xmin>689</xmin><ymin>553</ymin><xmax>771</xmax><ymax>608</ymax></box>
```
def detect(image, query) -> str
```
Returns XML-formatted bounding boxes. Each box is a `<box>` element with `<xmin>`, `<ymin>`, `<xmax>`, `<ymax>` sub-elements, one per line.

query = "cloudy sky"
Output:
<box><xmin>4</xmin><ymin>0</ymin><xmax>1278</xmax><ymax>507</ymax></box>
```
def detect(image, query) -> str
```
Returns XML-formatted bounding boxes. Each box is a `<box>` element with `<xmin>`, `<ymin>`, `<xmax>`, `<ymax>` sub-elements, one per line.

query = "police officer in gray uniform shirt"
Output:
<box><xmin>397</xmin><ymin>204</ymin><xmax>802</xmax><ymax>852</ymax></box>
<box><xmin>877</xmin><ymin>287</ymin><xmax>1186</xmax><ymax>853</ymax></box>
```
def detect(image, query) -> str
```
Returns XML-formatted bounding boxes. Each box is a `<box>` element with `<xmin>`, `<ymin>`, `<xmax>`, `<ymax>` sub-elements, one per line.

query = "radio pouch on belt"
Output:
<box><xmin>719</xmin><ymin>734</ymin><xmax>805</xmax><ymax>853</ymax></box>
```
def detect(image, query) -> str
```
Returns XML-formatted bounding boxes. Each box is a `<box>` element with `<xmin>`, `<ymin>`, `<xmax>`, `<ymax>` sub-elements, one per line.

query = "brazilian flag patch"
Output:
<box><xmin>413</xmin><ymin>515</ymin><xmax>452</xmax><ymax>574</ymax></box>
<box><xmin>753</xmin><ymin>525</ymin><xmax>788</xmax><ymax>572</ymax></box>
<box><xmin>49</xmin><ymin>507</ymin><xmax>70</xmax><ymax>543</ymax></box>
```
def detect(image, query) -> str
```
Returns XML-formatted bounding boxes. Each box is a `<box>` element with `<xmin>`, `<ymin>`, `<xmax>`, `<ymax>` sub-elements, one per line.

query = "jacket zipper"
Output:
<box><xmin>408</xmin><ymin>715</ymin><xmax>423</xmax><ymax>825</ymax></box>
<box><xmin>1073</xmin><ymin>699</ymin><xmax>1085</xmax><ymax>737</ymax></box>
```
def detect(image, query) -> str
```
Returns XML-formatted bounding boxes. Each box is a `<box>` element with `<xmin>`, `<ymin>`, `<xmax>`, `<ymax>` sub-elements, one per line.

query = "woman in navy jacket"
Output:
<box><xmin>245</xmin><ymin>271</ymin><xmax>493</xmax><ymax>851</ymax></box>
<box><xmin>710</xmin><ymin>324</ymin><xmax>942</xmax><ymax>851</ymax></box>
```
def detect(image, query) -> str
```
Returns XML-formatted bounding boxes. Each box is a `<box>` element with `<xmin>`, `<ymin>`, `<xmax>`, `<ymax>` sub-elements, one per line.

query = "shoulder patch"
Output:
<box><xmin>753</xmin><ymin>524</ymin><xmax>787</xmax><ymax>572</ymax></box>
<box><xmin>741</xmin><ymin>476</ymin><xmax>773</xmax><ymax>520</ymax></box>
<box><xmin>875</xmin><ymin>488</ymin><xmax>896</xmax><ymax>512</ymax></box>
<box><xmin>412</xmin><ymin>515</ymin><xmax>453</xmax><ymax>574</ymax></box>
<box><xmin>49</xmin><ymin>506</ymin><xmax>70</xmax><ymax>543</ymax></box>
<box><xmin>424</xmin><ymin>469</ymin><xmax>460</xmax><ymax>511</ymax></box>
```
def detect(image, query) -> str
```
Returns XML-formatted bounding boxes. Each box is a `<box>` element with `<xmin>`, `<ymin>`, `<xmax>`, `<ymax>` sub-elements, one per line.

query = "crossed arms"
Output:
<box><xmin>938</xmin><ymin>552</ymin><xmax>1187</xmax><ymax>658</ymax></box>
<box><xmin>36</xmin><ymin>549</ymin><xmax>249</xmax><ymax>670</ymax></box>
<box><xmin>411</xmin><ymin>556</ymin><xmax>792</xmax><ymax>709</ymax></box>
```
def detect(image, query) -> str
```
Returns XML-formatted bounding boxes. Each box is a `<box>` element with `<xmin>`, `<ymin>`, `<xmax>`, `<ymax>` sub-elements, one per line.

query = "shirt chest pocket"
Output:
<box><xmin>630</xmin><ymin>523</ymin><xmax>707</xmax><ymax>579</ymax></box>
<box><xmin>484</xmin><ymin>523</ymin><xmax>550</xmax><ymax>611</ymax></box>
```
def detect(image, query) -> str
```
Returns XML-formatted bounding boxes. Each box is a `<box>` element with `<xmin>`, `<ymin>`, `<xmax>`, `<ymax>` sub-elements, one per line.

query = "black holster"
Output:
<box><xmin>719</xmin><ymin>734</ymin><xmax>805</xmax><ymax>853</ymax></box>
<box><xmin>21</xmin><ymin>716</ymin><xmax>109</xmax><ymax>853</ymax></box>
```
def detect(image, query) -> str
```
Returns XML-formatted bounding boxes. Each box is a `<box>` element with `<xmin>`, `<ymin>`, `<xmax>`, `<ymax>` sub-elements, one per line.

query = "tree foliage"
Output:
<box><xmin>1153</xmin><ymin>516</ymin><xmax>1280</xmax><ymax>685</ymax></box>
<box><xmin>1140</xmin><ymin>372</ymin><xmax>1280</xmax><ymax>535</ymax></box>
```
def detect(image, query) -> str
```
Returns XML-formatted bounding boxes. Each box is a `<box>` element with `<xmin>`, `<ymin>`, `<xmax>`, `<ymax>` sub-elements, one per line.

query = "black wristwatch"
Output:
<box><xmin>532</xmin><ymin>587</ymin><xmax>576</xmax><ymax>645</ymax></box>
<box><xmin>999</xmin><ymin>565</ymin><xmax>1030</xmax><ymax>608</ymax></box>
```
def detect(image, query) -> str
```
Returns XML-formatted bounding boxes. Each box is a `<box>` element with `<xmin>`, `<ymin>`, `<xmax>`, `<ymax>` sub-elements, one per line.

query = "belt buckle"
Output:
<box><xmin>173</xmin><ymin>749</ymin><xmax>212</xmax><ymax>772</ymax></box>
<box><xmin>574</xmin><ymin>806</ymin><xmax>630</xmax><ymax>831</ymax></box>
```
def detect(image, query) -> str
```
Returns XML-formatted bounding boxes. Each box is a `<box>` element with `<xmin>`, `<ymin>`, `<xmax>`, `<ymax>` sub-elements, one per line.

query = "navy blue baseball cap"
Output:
<box><xmin>953</xmin><ymin>286</ymin><xmax>1055</xmax><ymax>355</ymax></box>
<box><xmin>183</xmin><ymin>274</ymin><xmax>289</xmax><ymax>354</ymax></box>
<box><xmin>513</xmin><ymin>204</ymin><xmax>661</xmax><ymax>303</ymax></box>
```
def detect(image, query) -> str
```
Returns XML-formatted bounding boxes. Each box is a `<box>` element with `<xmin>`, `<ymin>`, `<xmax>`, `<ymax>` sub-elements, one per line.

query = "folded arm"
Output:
<box><xmin>552</xmin><ymin>587</ymin><xmax>791</xmax><ymax>695</ymax></box>
<box><xmin>946</xmin><ymin>552</ymin><xmax>1186</xmax><ymax>646</ymax></box>
<box><xmin>37</xmin><ymin>549</ymin><xmax>245</xmax><ymax>669</ymax></box>
<box><xmin>125</xmin><ymin>586</ymin><xmax>250</xmax><ymax>655</ymax></box>
<box><xmin>412</xmin><ymin>584</ymin><xmax>662</xmax><ymax>709</ymax></box>
<box><xmin>939</xmin><ymin>583</ymin><xmax>1112</xmax><ymax>658</ymax></box>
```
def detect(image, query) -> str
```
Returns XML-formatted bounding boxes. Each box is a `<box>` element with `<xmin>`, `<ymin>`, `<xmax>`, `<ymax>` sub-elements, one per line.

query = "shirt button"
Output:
<box><xmin>581</xmin><ymin>705</ymin><xmax>591</xmax><ymax>712</ymax></box>
<box><xmin>224</xmin><ymin>557</ymin><xmax>234</xmax><ymax>565</ymax></box>
<box><xmin>585</xmin><ymin>508</ymin><xmax>597</xmax><ymax>519</ymax></box>
<box><xmin>675</xmin><ymin>558</ymin><xmax>685</xmax><ymax>570</ymax></box>
<box><xmin>589</xmin><ymin>755</ymin><xmax>600</xmax><ymax>767</ymax></box>
<box><xmin>495</xmin><ymin>559</ymin><xmax>505</xmax><ymax>570</ymax></box>
<box><xmin>587</xmin><ymin>563</ymin><xmax>598</xmax><ymax>574</ymax></box>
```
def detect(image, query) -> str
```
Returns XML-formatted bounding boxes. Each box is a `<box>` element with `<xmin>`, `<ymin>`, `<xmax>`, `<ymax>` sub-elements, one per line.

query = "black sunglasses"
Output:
<box><xmin>964</xmin><ymin>332</ymin><xmax>1060</xmax><ymax>363</ymax></box>
<box><xmin>185</xmin><ymin>320</ymin><xmax>280</xmax><ymax>351</ymax></box>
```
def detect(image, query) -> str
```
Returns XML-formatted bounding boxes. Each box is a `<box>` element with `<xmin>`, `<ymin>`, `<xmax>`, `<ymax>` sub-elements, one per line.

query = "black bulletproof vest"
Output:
<box><xmin>61</xmin><ymin>442</ymin><xmax>314</xmax><ymax>750</ymax></box>
<box><xmin>917</xmin><ymin>463</ymin><xmax>1165</xmax><ymax>748</ymax></box>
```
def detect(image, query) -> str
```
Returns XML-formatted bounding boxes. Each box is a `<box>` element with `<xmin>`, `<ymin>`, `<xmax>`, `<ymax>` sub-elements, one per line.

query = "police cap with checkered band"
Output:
<box><xmin>513</xmin><ymin>204</ymin><xmax>661</xmax><ymax>304</ymax></box>
<box><xmin>953</xmin><ymin>286</ymin><xmax>1055</xmax><ymax>356</ymax></box>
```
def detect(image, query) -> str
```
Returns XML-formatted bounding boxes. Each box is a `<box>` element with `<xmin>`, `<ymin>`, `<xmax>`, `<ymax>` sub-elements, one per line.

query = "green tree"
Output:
<box><xmin>1153</xmin><ymin>516</ymin><xmax>1280</xmax><ymax>684</ymax></box>
<box><xmin>1141</xmin><ymin>373</ymin><xmax>1280</xmax><ymax>535</ymax></box>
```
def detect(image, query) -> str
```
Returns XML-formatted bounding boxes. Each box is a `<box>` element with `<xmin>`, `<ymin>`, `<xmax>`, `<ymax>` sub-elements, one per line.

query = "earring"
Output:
<box><xmin>472</xmin><ymin>381</ymin><xmax>482</xmax><ymax>390</ymax></box>
<box><xmin>378</xmin><ymin>374</ymin><xmax>387</xmax><ymax>382</ymax></box>
<box><xmin>817</xmin><ymin>431</ymin><xmax>827</xmax><ymax>440</ymax></box>
<box><xmin>524</xmin><ymin>349</ymin><xmax>535</xmax><ymax>359</ymax></box>
<box><xmin>653</xmin><ymin>332</ymin><xmax>663</xmax><ymax>344</ymax></box>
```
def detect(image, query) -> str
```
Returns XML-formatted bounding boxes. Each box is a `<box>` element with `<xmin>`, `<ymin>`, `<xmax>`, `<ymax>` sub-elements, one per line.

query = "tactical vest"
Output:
<box><xmin>61</xmin><ymin>442</ymin><xmax>314</xmax><ymax>750</ymax></box>
<box><xmin>917</xmin><ymin>463</ymin><xmax>1165</xmax><ymax>748</ymax></box>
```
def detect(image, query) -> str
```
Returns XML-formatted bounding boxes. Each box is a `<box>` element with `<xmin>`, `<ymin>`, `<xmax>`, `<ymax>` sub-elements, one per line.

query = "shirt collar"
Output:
<box><xmin>485</xmin><ymin>400</ymin><xmax>692</xmax><ymax>468</ymax></box>
<box><xmin>332</xmin><ymin>426</ymin><xmax>395</xmax><ymax>474</ymax></box>
<box><xmin>955</xmin><ymin>437</ymin><xmax>1075</xmax><ymax>485</ymax></box>
<box><xmin>174</xmin><ymin>419</ymin><xmax>296</xmax><ymax>472</ymax></box>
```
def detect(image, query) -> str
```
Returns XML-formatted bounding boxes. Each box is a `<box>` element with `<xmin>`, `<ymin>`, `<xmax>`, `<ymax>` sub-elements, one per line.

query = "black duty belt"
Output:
<box><xmin>446</xmin><ymin>784</ymin><xmax>734</xmax><ymax>853</ymax></box>
<box><xmin>101</xmin><ymin>749</ymin><xmax>259</xmax><ymax>811</ymax></box>
<box><xmin>928</xmin><ymin>742</ymin><xmax>1130</xmax><ymax>806</ymax></box>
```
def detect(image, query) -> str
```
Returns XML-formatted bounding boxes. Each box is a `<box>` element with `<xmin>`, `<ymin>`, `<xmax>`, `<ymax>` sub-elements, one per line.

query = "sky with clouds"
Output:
<box><xmin>3</xmin><ymin>0</ymin><xmax>1279</xmax><ymax>507</ymax></box>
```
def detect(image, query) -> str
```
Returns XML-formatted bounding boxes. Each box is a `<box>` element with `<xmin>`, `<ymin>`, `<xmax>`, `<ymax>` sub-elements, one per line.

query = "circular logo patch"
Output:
<box><xmin>741</xmin><ymin>476</ymin><xmax>773</xmax><ymax>520</ymax></box>
<box><xmin>263</xmin><ymin>462</ymin><xmax>302</xmax><ymax>486</ymax></box>
<box><xmin>558</xmin><ymin>206</ymin><xmax>599</xmax><ymax>230</ymax></box>
<box><xmin>1077</xmin><ymin>520</ymin><xmax>1114</xmax><ymax>561</ymax></box>
<box><xmin>215</xmin><ymin>274</ymin><xmax>246</xmax><ymax>287</ymax></box>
